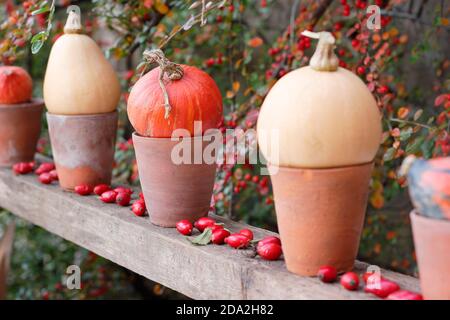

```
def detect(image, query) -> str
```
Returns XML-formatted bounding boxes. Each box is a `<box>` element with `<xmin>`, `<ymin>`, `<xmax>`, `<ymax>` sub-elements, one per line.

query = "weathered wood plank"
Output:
<box><xmin>0</xmin><ymin>165</ymin><xmax>420</xmax><ymax>300</ymax></box>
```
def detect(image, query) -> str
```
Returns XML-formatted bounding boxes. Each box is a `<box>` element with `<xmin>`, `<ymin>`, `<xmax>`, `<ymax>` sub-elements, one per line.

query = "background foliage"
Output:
<box><xmin>0</xmin><ymin>0</ymin><xmax>448</xmax><ymax>299</ymax></box>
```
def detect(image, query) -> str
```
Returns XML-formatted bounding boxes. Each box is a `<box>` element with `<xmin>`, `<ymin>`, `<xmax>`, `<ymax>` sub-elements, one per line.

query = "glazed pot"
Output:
<box><xmin>133</xmin><ymin>132</ymin><xmax>217</xmax><ymax>227</ymax></box>
<box><xmin>0</xmin><ymin>99</ymin><xmax>44</xmax><ymax>167</ymax></box>
<box><xmin>411</xmin><ymin>210</ymin><xmax>450</xmax><ymax>300</ymax></box>
<box><xmin>47</xmin><ymin>112</ymin><xmax>117</xmax><ymax>190</ymax></box>
<box><xmin>269</xmin><ymin>162</ymin><xmax>373</xmax><ymax>276</ymax></box>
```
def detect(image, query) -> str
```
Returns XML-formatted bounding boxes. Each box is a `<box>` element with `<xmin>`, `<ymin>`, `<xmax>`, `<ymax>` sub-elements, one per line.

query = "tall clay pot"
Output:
<box><xmin>47</xmin><ymin>112</ymin><xmax>117</xmax><ymax>190</ymax></box>
<box><xmin>270</xmin><ymin>163</ymin><xmax>373</xmax><ymax>275</ymax></box>
<box><xmin>411</xmin><ymin>210</ymin><xmax>450</xmax><ymax>300</ymax></box>
<box><xmin>133</xmin><ymin>133</ymin><xmax>217</xmax><ymax>227</ymax></box>
<box><xmin>0</xmin><ymin>99</ymin><xmax>44</xmax><ymax>167</ymax></box>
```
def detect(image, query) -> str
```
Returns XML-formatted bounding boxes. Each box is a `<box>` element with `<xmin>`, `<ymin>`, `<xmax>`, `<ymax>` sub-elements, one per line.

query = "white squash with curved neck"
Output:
<box><xmin>257</xmin><ymin>31</ymin><xmax>382</xmax><ymax>168</ymax></box>
<box><xmin>44</xmin><ymin>9</ymin><xmax>120</xmax><ymax>115</ymax></box>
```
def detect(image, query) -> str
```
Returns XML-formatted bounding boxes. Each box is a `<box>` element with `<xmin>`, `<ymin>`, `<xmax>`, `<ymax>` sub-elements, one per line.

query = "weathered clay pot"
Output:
<box><xmin>0</xmin><ymin>99</ymin><xmax>44</xmax><ymax>167</ymax></box>
<box><xmin>47</xmin><ymin>112</ymin><xmax>117</xmax><ymax>190</ymax></box>
<box><xmin>411</xmin><ymin>210</ymin><xmax>450</xmax><ymax>300</ymax></box>
<box><xmin>269</xmin><ymin>162</ymin><xmax>373</xmax><ymax>276</ymax></box>
<box><xmin>133</xmin><ymin>132</ymin><xmax>217</xmax><ymax>227</ymax></box>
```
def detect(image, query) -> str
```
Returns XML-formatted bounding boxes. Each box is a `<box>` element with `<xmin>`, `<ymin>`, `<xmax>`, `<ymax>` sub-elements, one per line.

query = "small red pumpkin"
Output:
<box><xmin>127</xmin><ymin>51</ymin><xmax>223</xmax><ymax>138</ymax></box>
<box><xmin>0</xmin><ymin>66</ymin><xmax>33</xmax><ymax>104</ymax></box>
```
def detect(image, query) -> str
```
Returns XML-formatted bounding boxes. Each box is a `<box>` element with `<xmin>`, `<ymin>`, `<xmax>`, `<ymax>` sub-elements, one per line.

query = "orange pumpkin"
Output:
<box><xmin>127</xmin><ymin>55</ymin><xmax>223</xmax><ymax>138</ymax></box>
<box><xmin>0</xmin><ymin>66</ymin><xmax>33</xmax><ymax>105</ymax></box>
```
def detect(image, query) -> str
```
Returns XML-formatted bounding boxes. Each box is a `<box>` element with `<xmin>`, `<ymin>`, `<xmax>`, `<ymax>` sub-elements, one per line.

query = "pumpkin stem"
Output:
<box><xmin>302</xmin><ymin>31</ymin><xmax>339</xmax><ymax>72</ymax></box>
<box><xmin>64</xmin><ymin>5</ymin><xmax>83</xmax><ymax>34</ymax></box>
<box><xmin>142</xmin><ymin>49</ymin><xmax>184</xmax><ymax>119</ymax></box>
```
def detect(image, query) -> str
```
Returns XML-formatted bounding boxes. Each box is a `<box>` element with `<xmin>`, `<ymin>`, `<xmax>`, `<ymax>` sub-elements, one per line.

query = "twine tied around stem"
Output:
<box><xmin>142</xmin><ymin>49</ymin><xmax>184</xmax><ymax>119</ymax></box>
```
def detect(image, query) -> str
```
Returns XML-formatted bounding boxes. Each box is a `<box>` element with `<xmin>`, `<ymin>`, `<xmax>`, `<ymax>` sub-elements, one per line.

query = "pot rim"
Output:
<box><xmin>0</xmin><ymin>98</ymin><xmax>44</xmax><ymax>109</ymax></box>
<box><xmin>132</xmin><ymin>131</ymin><xmax>218</xmax><ymax>142</ymax></box>
<box><xmin>268</xmin><ymin>161</ymin><xmax>374</xmax><ymax>172</ymax></box>
<box><xmin>410</xmin><ymin>209</ymin><xmax>450</xmax><ymax>226</ymax></box>
<box><xmin>46</xmin><ymin>110</ymin><xmax>118</xmax><ymax>119</ymax></box>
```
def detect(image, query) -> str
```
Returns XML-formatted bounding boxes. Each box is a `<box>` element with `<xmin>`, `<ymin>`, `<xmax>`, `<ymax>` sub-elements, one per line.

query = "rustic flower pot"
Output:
<box><xmin>269</xmin><ymin>162</ymin><xmax>373</xmax><ymax>276</ymax></box>
<box><xmin>0</xmin><ymin>99</ymin><xmax>44</xmax><ymax>167</ymax></box>
<box><xmin>410</xmin><ymin>210</ymin><xmax>450</xmax><ymax>300</ymax></box>
<box><xmin>46</xmin><ymin>112</ymin><xmax>117</xmax><ymax>190</ymax></box>
<box><xmin>133</xmin><ymin>132</ymin><xmax>217</xmax><ymax>227</ymax></box>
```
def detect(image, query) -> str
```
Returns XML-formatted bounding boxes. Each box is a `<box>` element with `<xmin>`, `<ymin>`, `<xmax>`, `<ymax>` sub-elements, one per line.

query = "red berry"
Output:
<box><xmin>114</xmin><ymin>186</ymin><xmax>133</xmax><ymax>195</ymax></box>
<box><xmin>224</xmin><ymin>234</ymin><xmax>250</xmax><ymax>249</ymax></box>
<box><xmin>386</xmin><ymin>290</ymin><xmax>423</xmax><ymax>300</ymax></box>
<box><xmin>139</xmin><ymin>192</ymin><xmax>145</xmax><ymax>200</ymax></box>
<box><xmin>211</xmin><ymin>229</ymin><xmax>230</xmax><ymax>245</ymax></box>
<box><xmin>100</xmin><ymin>190</ymin><xmax>117</xmax><ymax>203</ymax></box>
<box><xmin>35</xmin><ymin>162</ymin><xmax>55</xmax><ymax>175</ymax></box>
<box><xmin>252</xmin><ymin>176</ymin><xmax>260</xmax><ymax>183</ymax></box>
<box><xmin>12</xmin><ymin>162</ymin><xmax>33</xmax><ymax>175</ymax></box>
<box><xmin>39</xmin><ymin>173</ymin><xmax>53</xmax><ymax>185</ymax></box>
<box><xmin>340</xmin><ymin>272</ymin><xmax>360</xmax><ymax>291</ymax></box>
<box><xmin>176</xmin><ymin>220</ymin><xmax>193</xmax><ymax>236</ymax></box>
<box><xmin>239</xmin><ymin>229</ymin><xmax>254</xmax><ymax>240</ymax></box>
<box><xmin>74</xmin><ymin>184</ymin><xmax>93</xmax><ymax>196</ymax></box>
<box><xmin>116</xmin><ymin>192</ymin><xmax>131</xmax><ymax>206</ymax></box>
<box><xmin>49</xmin><ymin>170</ymin><xmax>58</xmax><ymax>181</ymax></box>
<box><xmin>131</xmin><ymin>201</ymin><xmax>146</xmax><ymax>216</ymax></box>
<box><xmin>257</xmin><ymin>236</ymin><xmax>281</xmax><ymax>249</ymax></box>
<box><xmin>257</xmin><ymin>243</ymin><xmax>282</xmax><ymax>260</ymax></box>
<box><xmin>377</xmin><ymin>85</ymin><xmax>389</xmax><ymax>94</ymax></box>
<box><xmin>357</xmin><ymin>66</ymin><xmax>365</xmax><ymax>75</ymax></box>
<box><xmin>244</xmin><ymin>173</ymin><xmax>252</xmax><ymax>181</ymax></box>
<box><xmin>194</xmin><ymin>217</ymin><xmax>216</xmax><ymax>232</ymax></box>
<box><xmin>317</xmin><ymin>266</ymin><xmax>337</xmax><ymax>283</ymax></box>
<box><xmin>94</xmin><ymin>184</ymin><xmax>110</xmax><ymax>196</ymax></box>
<box><xmin>365</xmin><ymin>279</ymin><xmax>400</xmax><ymax>298</ymax></box>
<box><xmin>207</xmin><ymin>224</ymin><xmax>224</xmax><ymax>232</ymax></box>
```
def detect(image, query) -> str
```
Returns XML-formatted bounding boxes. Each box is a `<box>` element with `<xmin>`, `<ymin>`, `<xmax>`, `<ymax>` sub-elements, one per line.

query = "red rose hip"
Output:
<box><xmin>176</xmin><ymin>220</ymin><xmax>193</xmax><ymax>236</ymax></box>
<box><xmin>257</xmin><ymin>243</ymin><xmax>282</xmax><ymax>261</ymax></box>
<box><xmin>317</xmin><ymin>266</ymin><xmax>337</xmax><ymax>283</ymax></box>
<box><xmin>74</xmin><ymin>184</ymin><xmax>93</xmax><ymax>196</ymax></box>
<box><xmin>239</xmin><ymin>229</ymin><xmax>254</xmax><ymax>240</ymax></box>
<box><xmin>131</xmin><ymin>201</ymin><xmax>146</xmax><ymax>216</ymax></box>
<box><xmin>257</xmin><ymin>236</ymin><xmax>281</xmax><ymax>249</ymax></box>
<box><xmin>12</xmin><ymin>162</ymin><xmax>33</xmax><ymax>175</ymax></box>
<box><xmin>224</xmin><ymin>234</ymin><xmax>250</xmax><ymax>249</ymax></box>
<box><xmin>116</xmin><ymin>192</ymin><xmax>131</xmax><ymax>206</ymax></box>
<box><xmin>340</xmin><ymin>272</ymin><xmax>360</xmax><ymax>291</ymax></box>
<box><xmin>35</xmin><ymin>162</ymin><xmax>55</xmax><ymax>175</ymax></box>
<box><xmin>100</xmin><ymin>190</ymin><xmax>117</xmax><ymax>203</ymax></box>
<box><xmin>39</xmin><ymin>172</ymin><xmax>53</xmax><ymax>184</ymax></box>
<box><xmin>94</xmin><ymin>184</ymin><xmax>110</xmax><ymax>196</ymax></box>
<box><xmin>211</xmin><ymin>229</ymin><xmax>230</xmax><ymax>245</ymax></box>
<box><xmin>194</xmin><ymin>217</ymin><xmax>216</xmax><ymax>232</ymax></box>
<box><xmin>386</xmin><ymin>290</ymin><xmax>423</xmax><ymax>300</ymax></box>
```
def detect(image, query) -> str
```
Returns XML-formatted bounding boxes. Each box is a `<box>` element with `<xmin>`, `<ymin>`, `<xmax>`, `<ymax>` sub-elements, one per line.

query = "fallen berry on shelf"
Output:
<box><xmin>94</xmin><ymin>184</ymin><xmax>110</xmax><ymax>196</ymax></box>
<box><xmin>340</xmin><ymin>272</ymin><xmax>360</xmax><ymax>291</ymax></box>
<box><xmin>12</xmin><ymin>162</ymin><xmax>33</xmax><ymax>175</ymax></box>
<box><xmin>257</xmin><ymin>236</ymin><xmax>281</xmax><ymax>249</ymax></box>
<box><xmin>49</xmin><ymin>170</ymin><xmax>58</xmax><ymax>181</ymax></box>
<box><xmin>131</xmin><ymin>201</ymin><xmax>146</xmax><ymax>216</ymax></box>
<box><xmin>365</xmin><ymin>278</ymin><xmax>400</xmax><ymax>298</ymax></box>
<box><xmin>114</xmin><ymin>186</ymin><xmax>133</xmax><ymax>195</ymax></box>
<box><xmin>116</xmin><ymin>192</ymin><xmax>131</xmax><ymax>206</ymax></box>
<box><xmin>74</xmin><ymin>184</ymin><xmax>93</xmax><ymax>196</ymax></box>
<box><xmin>35</xmin><ymin>162</ymin><xmax>55</xmax><ymax>175</ymax></box>
<box><xmin>317</xmin><ymin>266</ymin><xmax>337</xmax><ymax>283</ymax></box>
<box><xmin>211</xmin><ymin>228</ymin><xmax>230</xmax><ymax>245</ymax></box>
<box><xmin>176</xmin><ymin>220</ymin><xmax>194</xmax><ymax>236</ymax></box>
<box><xmin>39</xmin><ymin>172</ymin><xmax>53</xmax><ymax>185</ymax></box>
<box><xmin>386</xmin><ymin>290</ymin><xmax>423</xmax><ymax>300</ymax></box>
<box><xmin>257</xmin><ymin>243</ymin><xmax>282</xmax><ymax>260</ymax></box>
<box><xmin>194</xmin><ymin>217</ymin><xmax>216</xmax><ymax>232</ymax></box>
<box><xmin>239</xmin><ymin>229</ymin><xmax>254</xmax><ymax>240</ymax></box>
<box><xmin>224</xmin><ymin>234</ymin><xmax>250</xmax><ymax>249</ymax></box>
<box><xmin>100</xmin><ymin>190</ymin><xmax>117</xmax><ymax>203</ymax></box>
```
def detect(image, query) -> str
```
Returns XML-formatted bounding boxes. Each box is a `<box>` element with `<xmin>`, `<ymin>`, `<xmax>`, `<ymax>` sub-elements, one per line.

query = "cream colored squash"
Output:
<box><xmin>257</xmin><ymin>31</ymin><xmax>382</xmax><ymax>168</ymax></box>
<box><xmin>44</xmin><ymin>8</ymin><xmax>120</xmax><ymax>115</ymax></box>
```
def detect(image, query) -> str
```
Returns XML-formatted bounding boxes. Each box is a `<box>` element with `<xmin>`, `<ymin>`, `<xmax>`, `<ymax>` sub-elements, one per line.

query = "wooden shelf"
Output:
<box><xmin>0</xmin><ymin>163</ymin><xmax>420</xmax><ymax>299</ymax></box>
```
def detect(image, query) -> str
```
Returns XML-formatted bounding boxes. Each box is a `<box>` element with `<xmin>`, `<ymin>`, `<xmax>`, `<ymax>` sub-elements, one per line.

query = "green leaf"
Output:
<box><xmin>406</xmin><ymin>136</ymin><xmax>425</xmax><ymax>154</ymax></box>
<box><xmin>188</xmin><ymin>228</ymin><xmax>212</xmax><ymax>246</ymax></box>
<box><xmin>399</xmin><ymin>127</ymin><xmax>413</xmax><ymax>141</ymax></box>
<box><xmin>30</xmin><ymin>31</ymin><xmax>47</xmax><ymax>54</ymax></box>
<box><xmin>31</xmin><ymin>7</ymin><xmax>50</xmax><ymax>16</ymax></box>
<box><xmin>383</xmin><ymin>148</ymin><xmax>396</xmax><ymax>162</ymax></box>
<box><xmin>413</xmin><ymin>109</ymin><xmax>423</xmax><ymax>121</ymax></box>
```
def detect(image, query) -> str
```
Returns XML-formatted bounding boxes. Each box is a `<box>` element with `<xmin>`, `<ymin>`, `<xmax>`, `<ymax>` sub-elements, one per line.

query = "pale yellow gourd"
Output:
<box><xmin>257</xmin><ymin>31</ymin><xmax>382</xmax><ymax>168</ymax></box>
<box><xmin>44</xmin><ymin>7</ymin><xmax>120</xmax><ymax>115</ymax></box>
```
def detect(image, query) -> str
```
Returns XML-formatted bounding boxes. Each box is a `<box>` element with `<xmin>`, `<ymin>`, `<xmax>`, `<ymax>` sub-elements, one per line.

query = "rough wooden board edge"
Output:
<box><xmin>0</xmin><ymin>166</ymin><xmax>420</xmax><ymax>300</ymax></box>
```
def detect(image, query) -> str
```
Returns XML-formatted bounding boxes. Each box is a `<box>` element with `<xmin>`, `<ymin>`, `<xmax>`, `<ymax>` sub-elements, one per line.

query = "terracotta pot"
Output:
<box><xmin>47</xmin><ymin>112</ymin><xmax>117</xmax><ymax>190</ymax></box>
<box><xmin>0</xmin><ymin>99</ymin><xmax>44</xmax><ymax>167</ymax></box>
<box><xmin>133</xmin><ymin>132</ymin><xmax>217</xmax><ymax>227</ymax></box>
<box><xmin>411</xmin><ymin>210</ymin><xmax>450</xmax><ymax>300</ymax></box>
<box><xmin>269</xmin><ymin>163</ymin><xmax>373</xmax><ymax>276</ymax></box>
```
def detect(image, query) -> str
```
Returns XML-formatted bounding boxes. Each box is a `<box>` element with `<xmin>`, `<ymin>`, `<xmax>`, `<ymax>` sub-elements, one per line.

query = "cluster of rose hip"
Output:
<box><xmin>317</xmin><ymin>265</ymin><xmax>422</xmax><ymax>300</ymax></box>
<box><xmin>12</xmin><ymin>161</ymin><xmax>146</xmax><ymax>217</ymax></box>
<box><xmin>176</xmin><ymin>217</ymin><xmax>282</xmax><ymax>261</ymax></box>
